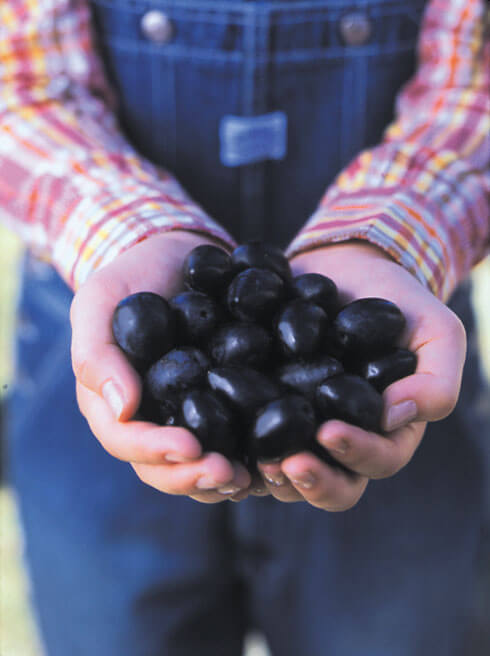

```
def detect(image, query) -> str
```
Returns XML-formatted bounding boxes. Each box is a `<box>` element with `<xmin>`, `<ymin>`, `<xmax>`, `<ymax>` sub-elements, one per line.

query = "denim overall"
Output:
<box><xmin>7</xmin><ymin>1</ymin><xmax>490</xmax><ymax>655</ymax></box>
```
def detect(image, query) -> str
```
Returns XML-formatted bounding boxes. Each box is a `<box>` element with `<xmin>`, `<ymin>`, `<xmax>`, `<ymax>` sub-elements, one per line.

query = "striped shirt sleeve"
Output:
<box><xmin>0</xmin><ymin>0</ymin><xmax>235</xmax><ymax>290</ymax></box>
<box><xmin>287</xmin><ymin>0</ymin><xmax>490</xmax><ymax>302</ymax></box>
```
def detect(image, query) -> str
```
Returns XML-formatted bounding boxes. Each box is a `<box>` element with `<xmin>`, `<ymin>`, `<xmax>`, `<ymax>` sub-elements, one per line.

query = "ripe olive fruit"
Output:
<box><xmin>334</xmin><ymin>298</ymin><xmax>405</xmax><ymax>356</ymax></box>
<box><xmin>180</xmin><ymin>389</ymin><xmax>237</xmax><ymax>458</ymax></box>
<box><xmin>276</xmin><ymin>300</ymin><xmax>328</xmax><ymax>359</ymax></box>
<box><xmin>207</xmin><ymin>366</ymin><xmax>280</xmax><ymax>416</ymax></box>
<box><xmin>227</xmin><ymin>267</ymin><xmax>287</xmax><ymax>323</ymax></box>
<box><xmin>292</xmin><ymin>273</ymin><xmax>339</xmax><ymax>316</ymax></box>
<box><xmin>170</xmin><ymin>291</ymin><xmax>219</xmax><ymax>345</ymax></box>
<box><xmin>209</xmin><ymin>322</ymin><xmax>272</xmax><ymax>368</ymax></box>
<box><xmin>145</xmin><ymin>347</ymin><xmax>210</xmax><ymax>402</ymax></box>
<box><xmin>251</xmin><ymin>395</ymin><xmax>316</xmax><ymax>463</ymax></box>
<box><xmin>276</xmin><ymin>356</ymin><xmax>344</xmax><ymax>402</ymax></box>
<box><xmin>183</xmin><ymin>245</ymin><xmax>233</xmax><ymax>296</ymax></box>
<box><xmin>112</xmin><ymin>292</ymin><xmax>176</xmax><ymax>366</ymax></box>
<box><xmin>316</xmin><ymin>373</ymin><xmax>383</xmax><ymax>433</ymax></box>
<box><xmin>231</xmin><ymin>242</ymin><xmax>292</xmax><ymax>281</ymax></box>
<box><xmin>361</xmin><ymin>348</ymin><xmax>417</xmax><ymax>391</ymax></box>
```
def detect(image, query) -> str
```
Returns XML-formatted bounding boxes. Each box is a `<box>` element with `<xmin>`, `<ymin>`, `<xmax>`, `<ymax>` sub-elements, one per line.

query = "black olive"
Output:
<box><xmin>361</xmin><ymin>348</ymin><xmax>417</xmax><ymax>392</ymax></box>
<box><xmin>292</xmin><ymin>273</ymin><xmax>339</xmax><ymax>316</ymax></box>
<box><xmin>334</xmin><ymin>298</ymin><xmax>405</xmax><ymax>356</ymax></box>
<box><xmin>316</xmin><ymin>373</ymin><xmax>384</xmax><ymax>433</ymax></box>
<box><xmin>145</xmin><ymin>347</ymin><xmax>210</xmax><ymax>402</ymax></box>
<box><xmin>169</xmin><ymin>291</ymin><xmax>219</xmax><ymax>345</ymax></box>
<box><xmin>251</xmin><ymin>395</ymin><xmax>316</xmax><ymax>463</ymax></box>
<box><xmin>207</xmin><ymin>366</ymin><xmax>280</xmax><ymax>416</ymax></box>
<box><xmin>227</xmin><ymin>268</ymin><xmax>287</xmax><ymax>323</ymax></box>
<box><xmin>134</xmin><ymin>388</ymin><xmax>180</xmax><ymax>425</ymax></box>
<box><xmin>183</xmin><ymin>245</ymin><xmax>233</xmax><ymax>296</ymax></box>
<box><xmin>231</xmin><ymin>242</ymin><xmax>292</xmax><ymax>281</ymax></box>
<box><xmin>112</xmin><ymin>292</ymin><xmax>176</xmax><ymax>366</ymax></box>
<box><xmin>276</xmin><ymin>300</ymin><xmax>328</xmax><ymax>359</ymax></box>
<box><xmin>277</xmin><ymin>356</ymin><xmax>344</xmax><ymax>402</ymax></box>
<box><xmin>209</xmin><ymin>322</ymin><xmax>272</xmax><ymax>368</ymax></box>
<box><xmin>180</xmin><ymin>389</ymin><xmax>237</xmax><ymax>458</ymax></box>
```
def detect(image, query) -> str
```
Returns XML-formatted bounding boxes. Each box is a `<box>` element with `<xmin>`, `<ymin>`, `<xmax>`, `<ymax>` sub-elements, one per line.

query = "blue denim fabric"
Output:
<box><xmin>6</xmin><ymin>1</ymin><xmax>490</xmax><ymax>655</ymax></box>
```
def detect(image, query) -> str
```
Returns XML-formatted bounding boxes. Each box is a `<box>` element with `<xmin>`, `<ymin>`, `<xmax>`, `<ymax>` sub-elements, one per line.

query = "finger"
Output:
<box><xmin>229</xmin><ymin>488</ymin><xmax>253</xmax><ymax>503</ymax></box>
<box><xmin>383</xmin><ymin>310</ymin><xmax>466</xmax><ymax>431</ymax></box>
<box><xmin>132</xmin><ymin>452</ymin><xmax>247</xmax><ymax>496</ymax></box>
<box><xmin>317</xmin><ymin>419</ymin><xmax>426</xmax><ymax>479</ymax></box>
<box><xmin>70</xmin><ymin>277</ymin><xmax>141</xmax><ymax>421</ymax></box>
<box><xmin>258</xmin><ymin>462</ymin><xmax>304</xmax><ymax>502</ymax></box>
<box><xmin>280</xmin><ymin>452</ymin><xmax>369</xmax><ymax>511</ymax></box>
<box><xmin>77</xmin><ymin>382</ymin><xmax>202</xmax><ymax>464</ymax></box>
<box><xmin>189</xmin><ymin>462</ymin><xmax>253</xmax><ymax>502</ymax></box>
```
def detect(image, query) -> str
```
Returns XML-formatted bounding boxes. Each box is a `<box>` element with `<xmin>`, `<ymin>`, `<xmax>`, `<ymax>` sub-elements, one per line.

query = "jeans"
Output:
<box><xmin>6</xmin><ymin>1</ymin><xmax>490</xmax><ymax>654</ymax></box>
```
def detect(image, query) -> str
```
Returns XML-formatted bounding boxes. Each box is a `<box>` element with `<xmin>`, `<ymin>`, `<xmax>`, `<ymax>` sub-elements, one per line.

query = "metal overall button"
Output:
<box><xmin>140</xmin><ymin>10</ymin><xmax>174</xmax><ymax>44</ymax></box>
<box><xmin>339</xmin><ymin>12</ymin><xmax>372</xmax><ymax>46</ymax></box>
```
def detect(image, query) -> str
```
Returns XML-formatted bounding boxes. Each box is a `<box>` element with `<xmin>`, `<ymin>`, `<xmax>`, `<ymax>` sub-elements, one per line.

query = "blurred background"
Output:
<box><xmin>1</xmin><ymin>224</ymin><xmax>489</xmax><ymax>655</ymax></box>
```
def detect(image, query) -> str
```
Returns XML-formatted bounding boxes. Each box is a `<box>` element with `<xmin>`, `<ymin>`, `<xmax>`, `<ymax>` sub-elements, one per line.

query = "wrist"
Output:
<box><xmin>290</xmin><ymin>239</ymin><xmax>397</xmax><ymax>273</ymax></box>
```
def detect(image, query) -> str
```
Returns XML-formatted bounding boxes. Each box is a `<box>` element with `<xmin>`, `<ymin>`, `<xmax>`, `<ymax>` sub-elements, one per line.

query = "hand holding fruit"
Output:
<box><xmin>258</xmin><ymin>242</ymin><xmax>466</xmax><ymax>510</ymax></box>
<box><xmin>70</xmin><ymin>231</ymin><xmax>252</xmax><ymax>504</ymax></box>
<box><xmin>73</xmin><ymin>233</ymin><xmax>466</xmax><ymax>512</ymax></box>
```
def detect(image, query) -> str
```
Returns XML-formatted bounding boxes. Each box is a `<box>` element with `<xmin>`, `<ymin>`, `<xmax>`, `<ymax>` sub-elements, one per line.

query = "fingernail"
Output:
<box><xmin>319</xmin><ymin>436</ymin><xmax>349</xmax><ymax>454</ymax></box>
<box><xmin>385</xmin><ymin>400</ymin><xmax>418</xmax><ymax>432</ymax></box>
<box><xmin>217</xmin><ymin>485</ymin><xmax>241</xmax><ymax>495</ymax></box>
<box><xmin>288</xmin><ymin>472</ymin><xmax>316</xmax><ymax>489</ymax></box>
<box><xmin>165</xmin><ymin>453</ymin><xmax>196</xmax><ymax>464</ymax></box>
<box><xmin>264</xmin><ymin>472</ymin><xmax>286</xmax><ymax>487</ymax></box>
<box><xmin>196</xmin><ymin>476</ymin><xmax>218</xmax><ymax>490</ymax></box>
<box><xmin>102</xmin><ymin>380</ymin><xmax>124</xmax><ymax>420</ymax></box>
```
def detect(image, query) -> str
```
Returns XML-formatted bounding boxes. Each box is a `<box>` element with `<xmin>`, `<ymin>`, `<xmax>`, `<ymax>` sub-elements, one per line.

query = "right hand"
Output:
<box><xmin>70</xmin><ymin>231</ymin><xmax>252</xmax><ymax>503</ymax></box>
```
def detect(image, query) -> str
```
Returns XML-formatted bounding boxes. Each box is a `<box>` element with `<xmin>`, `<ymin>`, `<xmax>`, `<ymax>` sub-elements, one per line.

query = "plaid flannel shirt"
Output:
<box><xmin>0</xmin><ymin>0</ymin><xmax>489</xmax><ymax>298</ymax></box>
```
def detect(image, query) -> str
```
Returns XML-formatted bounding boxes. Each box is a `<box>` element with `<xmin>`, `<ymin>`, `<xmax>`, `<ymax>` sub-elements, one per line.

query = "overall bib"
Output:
<box><xmin>7</xmin><ymin>1</ymin><xmax>490</xmax><ymax>655</ymax></box>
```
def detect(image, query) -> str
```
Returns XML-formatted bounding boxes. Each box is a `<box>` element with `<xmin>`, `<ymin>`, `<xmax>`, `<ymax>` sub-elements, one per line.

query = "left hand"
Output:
<box><xmin>257</xmin><ymin>241</ymin><xmax>466</xmax><ymax>511</ymax></box>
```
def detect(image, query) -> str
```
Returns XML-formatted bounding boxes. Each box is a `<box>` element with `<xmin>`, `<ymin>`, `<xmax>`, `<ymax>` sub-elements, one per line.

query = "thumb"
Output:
<box><xmin>382</xmin><ymin>313</ymin><xmax>466</xmax><ymax>432</ymax></box>
<box><xmin>70</xmin><ymin>278</ymin><xmax>141</xmax><ymax>421</ymax></box>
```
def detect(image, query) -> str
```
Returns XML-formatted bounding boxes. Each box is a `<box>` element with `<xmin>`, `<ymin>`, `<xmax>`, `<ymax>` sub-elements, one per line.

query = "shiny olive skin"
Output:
<box><xmin>180</xmin><ymin>389</ymin><xmax>237</xmax><ymax>458</ymax></box>
<box><xmin>276</xmin><ymin>300</ymin><xmax>328</xmax><ymax>359</ymax></box>
<box><xmin>183</xmin><ymin>245</ymin><xmax>233</xmax><ymax>296</ymax></box>
<box><xmin>207</xmin><ymin>366</ymin><xmax>280</xmax><ymax>416</ymax></box>
<box><xmin>291</xmin><ymin>273</ymin><xmax>339</xmax><ymax>316</ymax></box>
<box><xmin>145</xmin><ymin>347</ymin><xmax>210</xmax><ymax>402</ymax></box>
<box><xmin>276</xmin><ymin>356</ymin><xmax>344</xmax><ymax>402</ymax></box>
<box><xmin>316</xmin><ymin>373</ymin><xmax>383</xmax><ymax>433</ymax></box>
<box><xmin>361</xmin><ymin>348</ymin><xmax>417</xmax><ymax>392</ymax></box>
<box><xmin>135</xmin><ymin>390</ymin><xmax>179</xmax><ymax>425</ymax></box>
<box><xmin>157</xmin><ymin>397</ymin><xmax>181</xmax><ymax>425</ymax></box>
<box><xmin>251</xmin><ymin>395</ymin><xmax>316</xmax><ymax>463</ymax></box>
<box><xmin>334</xmin><ymin>298</ymin><xmax>406</xmax><ymax>356</ymax></box>
<box><xmin>231</xmin><ymin>242</ymin><xmax>292</xmax><ymax>281</ymax></box>
<box><xmin>209</xmin><ymin>322</ymin><xmax>272</xmax><ymax>368</ymax></box>
<box><xmin>227</xmin><ymin>268</ymin><xmax>287</xmax><ymax>323</ymax></box>
<box><xmin>170</xmin><ymin>291</ymin><xmax>219</xmax><ymax>345</ymax></box>
<box><xmin>112</xmin><ymin>292</ymin><xmax>176</xmax><ymax>366</ymax></box>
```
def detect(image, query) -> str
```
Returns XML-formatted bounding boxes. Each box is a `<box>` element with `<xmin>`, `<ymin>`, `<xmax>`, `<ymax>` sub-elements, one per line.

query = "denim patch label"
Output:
<box><xmin>220</xmin><ymin>112</ymin><xmax>287</xmax><ymax>167</ymax></box>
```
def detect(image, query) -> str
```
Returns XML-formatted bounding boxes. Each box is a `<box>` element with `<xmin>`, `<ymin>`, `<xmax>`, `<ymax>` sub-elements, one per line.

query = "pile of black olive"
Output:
<box><xmin>112</xmin><ymin>243</ymin><xmax>417</xmax><ymax>471</ymax></box>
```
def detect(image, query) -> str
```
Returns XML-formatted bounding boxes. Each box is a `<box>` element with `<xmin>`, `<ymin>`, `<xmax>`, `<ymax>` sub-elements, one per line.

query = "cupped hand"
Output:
<box><xmin>258</xmin><ymin>241</ymin><xmax>466</xmax><ymax>511</ymax></box>
<box><xmin>70</xmin><ymin>231</ymin><xmax>251</xmax><ymax>503</ymax></box>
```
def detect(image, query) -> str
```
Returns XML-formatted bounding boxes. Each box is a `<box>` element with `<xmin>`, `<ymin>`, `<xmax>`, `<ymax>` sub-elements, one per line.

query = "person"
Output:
<box><xmin>1</xmin><ymin>0</ymin><xmax>489</xmax><ymax>654</ymax></box>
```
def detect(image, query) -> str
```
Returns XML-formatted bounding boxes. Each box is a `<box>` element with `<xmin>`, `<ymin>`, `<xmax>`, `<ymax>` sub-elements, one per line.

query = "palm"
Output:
<box><xmin>257</xmin><ymin>241</ymin><xmax>466</xmax><ymax>510</ymax></box>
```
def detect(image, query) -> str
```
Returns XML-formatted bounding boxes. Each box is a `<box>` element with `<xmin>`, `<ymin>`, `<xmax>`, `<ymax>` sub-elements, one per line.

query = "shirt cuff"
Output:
<box><xmin>285</xmin><ymin>188</ymin><xmax>468</xmax><ymax>302</ymax></box>
<box><xmin>52</xmin><ymin>186</ymin><xmax>236</xmax><ymax>290</ymax></box>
